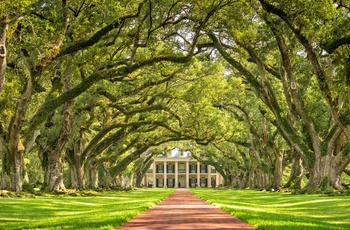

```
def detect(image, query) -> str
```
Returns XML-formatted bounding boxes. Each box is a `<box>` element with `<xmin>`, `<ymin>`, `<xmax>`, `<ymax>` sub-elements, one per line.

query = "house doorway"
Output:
<box><xmin>178</xmin><ymin>177</ymin><xmax>186</xmax><ymax>188</ymax></box>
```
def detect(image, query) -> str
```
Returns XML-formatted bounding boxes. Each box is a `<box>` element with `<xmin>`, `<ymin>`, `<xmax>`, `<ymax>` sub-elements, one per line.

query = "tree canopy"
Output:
<box><xmin>0</xmin><ymin>0</ymin><xmax>350</xmax><ymax>194</ymax></box>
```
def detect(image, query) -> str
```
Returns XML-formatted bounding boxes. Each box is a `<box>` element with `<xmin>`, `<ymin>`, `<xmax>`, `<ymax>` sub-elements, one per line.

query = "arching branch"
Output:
<box><xmin>322</xmin><ymin>36</ymin><xmax>350</xmax><ymax>54</ymax></box>
<box><xmin>28</xmin><ymin>53</ymin><xmax>193</xmax><ymax>132</ymax></box>
<box><xmin>58</xmin><ymin>0</ymin><xmax>147</xmax><ymax>57</ymax></box>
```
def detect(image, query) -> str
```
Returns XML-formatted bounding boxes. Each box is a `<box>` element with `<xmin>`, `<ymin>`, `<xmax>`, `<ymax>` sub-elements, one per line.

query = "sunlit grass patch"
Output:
<box><xmin>190</xmin><ymin>188</ymin><xmax>350</xmax><ymax>230</ymax></box>
<box><xmin>0</xmin><ymin>188</ymin><xmax>175</xmax><ymax>230</ymax></box>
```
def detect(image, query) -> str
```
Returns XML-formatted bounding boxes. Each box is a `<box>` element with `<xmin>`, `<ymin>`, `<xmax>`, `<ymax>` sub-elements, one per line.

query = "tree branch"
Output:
<box><xmin>28</xmin><ymin>53</ymin><xmax>193</xmax><ymax>132</ymax></box>
<box><xmin>322</xmin><ymin>36</ymin><xmax>350</xmax><ymax>54</ymax></box>
<box><xmin>58</xmin><ymin>0</ymin><xmax>146</xmax><ymax>56</ymax></box>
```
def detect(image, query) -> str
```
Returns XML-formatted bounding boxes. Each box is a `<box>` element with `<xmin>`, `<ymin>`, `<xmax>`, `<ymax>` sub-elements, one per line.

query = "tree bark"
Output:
<box><xmin>42</xmin><ymin>75</ymin><xmax>74</xmax><ymax>192</ymax></box>
<box><xmin>248</xmin><ymin>149</ymin><xmax>256</xmax><ymax>188</ymax></box>
<box><xmin>285</xmin><ymin>151</ymin><xmax>304</xmax><ymax>189</ymax></box>
<box><xmin>0</xmin><ymin>21</ymin><xmax>8</xmax><ymax>96</ymax></box>
<box><xmin>273</xmin><ymin>149</ymin><xmax>283</xmax><ymax>188</ymax></box>
<box><xmin>90</xmin><ymin>166</ymin><xmax>99</xmax><ymax>188</ymax></box>
<box><xmin>1</xmin><ymin>142</ymin><xmax>23</xmax><ymax>192</ymax></box>
<box><xmin>67</xmin><ymin>158</ymin><xmax>85</xmax><ymax>189</ymax></box>
<box><xmin>303</xmin><ymin>153</ymin><xmax>350</xmax><ymax>193</ymax></box>
<box><xmin>135</xmin><ymin>173</ymin><xmax>144</xmax><ymax>187</ymax></box>
<box><xmin>1</xmin><ymin>76</ymin><xmax>34</xmax><ymax>191</ymax></box>
<box><xmin>67</xmin><ymin>153</ymin><xmax>85</xmax><ymax>189</ymax></box>
<box><xmin>99</xmin><ymin>162</ymin><xmax>114</xmax><ymax>188</ymax></box>
<box><xmin>222</xmin><ymin>172</ymin><xmax>234</xmax><ymax>187</ymax></box>
<box><xmin>44</xmin><ymin>149</ymin><xmax>66</xmax><ymax>192</ymax></box>
<box><xmin>69</xmin><ymin>161</ymin><xmax>78</xmax><ymax>189</ymax></box>
<box><xmin>84</xmin><ymin>163</ymin><xmax>99</xmax><ymax>189</ymax></box>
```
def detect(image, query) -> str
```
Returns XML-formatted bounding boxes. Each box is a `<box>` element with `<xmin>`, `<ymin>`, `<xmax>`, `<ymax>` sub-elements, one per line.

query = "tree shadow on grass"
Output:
<box><xmin>221</xmin><ymin>207</ymin><xmax>350</xmax><ymax>230</ymax></box>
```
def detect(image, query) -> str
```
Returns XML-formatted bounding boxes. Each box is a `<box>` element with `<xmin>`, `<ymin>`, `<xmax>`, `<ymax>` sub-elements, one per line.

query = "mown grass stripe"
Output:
<box><xmin>0</xmin><ymin>188</ymin><xmax>175</xmax><ymax>230</ymax></box>
<box><xmin>189</xmin><ymin>188</ymin><xmax>350</xmax><ymax>230</ymax></box>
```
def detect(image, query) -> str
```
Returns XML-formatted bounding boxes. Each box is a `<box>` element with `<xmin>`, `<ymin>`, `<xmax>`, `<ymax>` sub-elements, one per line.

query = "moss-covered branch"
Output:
<box><xmin>28</xmin><ymin>53</ymin><xmax>193</xmax><ymax>132</ymax></box>
<box><xmin>58</xmin><ymin>0</ymin><xmax>147</xmax><ymax>56</ymax></box>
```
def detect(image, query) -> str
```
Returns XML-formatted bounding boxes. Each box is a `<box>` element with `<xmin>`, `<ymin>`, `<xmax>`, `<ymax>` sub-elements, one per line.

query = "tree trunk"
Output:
<box><xmin>285</xmin><ymin>152</ymin><xmax>304</xmax><ymax>189</ymax></box>
<box><xmin>100</xmin><ymin>162</ymin><xmax>113</xmax><ymax>188</ymax></box>
<box><xmin>255</xmin><ymin>168</ymin><xmax>264</xmax><ymax>188</ymax></box>
<box><xmin>0</xmin><ymin>21</ymin><xmax>8</xmax><ymax>96</ymax></box>
<box><xmin>75</xmin><ymin>159</ymin><xmax>85</xmax><ymax>189</ymax></box>
<box><xmin>44</xmin><ymin>149</ymin><xmax>66</xmax><ymax>192</ymax></box>
<box><xmin>23</xmin><ymin>160</ymin><xmax>29</xmax><ymax>185</ymax></box>
<box><xmin>224</xmin><ymin>174</ymin><xmax>234</xmax><ymax>187</ymax></box>
<box><xmin>42</xmin><ymin>74</ymin><xmax>74</xmax><ymax>192</ymax></box>
<box><xmin>85</xmin><ymin>164</ymin><xmax>99</xmax><ymax>189</ymax></box>
<box><xmin>247</xmin><ymin>149</ymin><xmax>257</xmax><ymax>188</ymax></box>
<box><xmin>232</xmin><ymin>174</ymin><xmax>241</xmax><ymax>188</ymax></box>
<box><xmin>1</xmin><ymin>146</ymin><xmax>23</xmax><ymax>192</ymax></box>
<box><xmin>66</xmin><ymin>148</ymin><xmax>87</xmax><ymax>189</ymax></box>
<box><xmin>273</xmin><ymin>151</ymin><xmax>283</xmax><ymax>188</ymax></box>
<box><xmin>84</xmin><ymin>166</ymin><xmax>90</xmax><ymax>189</ymax></box>
<box><xmin>248</xmin><ymin>164</ymin><xmax>255</xmax><ymax>188</ymax></box>
<box><xmin>65</xmin><ymin>136</ymin><xmax>88</xmax><ymax>189</ymax></box>
<box><xmin>135</xmin><ymin>172</ymin><xmax>144</xmax><ymax>187</ymax></box>
<box><xmin>90</xmin><ymin>166</ymin><xmax>99</xmax><ymax>188</ymax></box>
<box><xmin>69</xmin><ymin>163</ymin><xmax>78</xmax><ymax>189</ymax></box>
<box><xmin>240</xmin><ymin>172</ymin><xmax>248</xmax><ymax>188</ymax></box>
<box><xmin>303</xmin><ymin>154</ymin><xmax>350</xmax><ymax>193</ymax></box>
<box><xmin>220</xmin><ymin>169</ymin><xmax>232</xmax><ymax>187</ymax></box>
<box><xmin>41</xmin><ymin>114</ymin><xmax>70</xmax><ymax>192</ymax></box>
<box><xmin>67</xmin><ymin>153</ymin><xmax>85</xmax><ymax>189</ymax></box>
<box><xmin>22</xmin><ymin>130</ymin><xmax>41</xmax><ymax>186</ymax></box>
<box><xmin>1</xmin><ymin>76</ymin><xmax>34</xmax><ymax>191</ymax></box>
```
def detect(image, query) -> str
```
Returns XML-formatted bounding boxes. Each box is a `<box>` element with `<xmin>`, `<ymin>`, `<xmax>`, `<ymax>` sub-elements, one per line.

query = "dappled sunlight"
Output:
<box><xmin>190</xmin><ymin>188</ymin><xmax>350</xmax><ymax>230</ymax></box>
<box><xmin>0</xmin><ymin>218</ymin><xmax>33</xmax><ymax>223</ymax></box>
<box><xmin>0</xmin><ymin>189</ymin><xmax>174</xmax><ymax>230</ymax></box>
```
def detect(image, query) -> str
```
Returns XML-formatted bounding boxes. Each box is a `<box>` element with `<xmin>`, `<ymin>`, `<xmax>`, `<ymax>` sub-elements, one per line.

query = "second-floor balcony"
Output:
<box><xmin>155</xmin><ymin>169</ymin><xmax>214</xmax><ymax>174</ymax></box>
<box><xmin>156</xmin><ymin>169</ymin><xmax>175</xmax><ymax>173</ymax></box>
<box><xmin>153</xmin><ymin>163</ymin><xmax>215</xmax><ymax>174</ymax></box>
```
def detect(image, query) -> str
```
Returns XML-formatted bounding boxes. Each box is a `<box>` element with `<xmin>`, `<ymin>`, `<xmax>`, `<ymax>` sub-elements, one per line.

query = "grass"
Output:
<box><xmin>0</xmin><ymin>188</ymin><xmax>175</xmax><ymax>230</ymax></box>
<box><xmin>189</xmin><ymin>188</ymin><xmax>350</xmax><ymax>230</ymax></box>
<box><xmin>2</xmin><ymin>187</ymin><xmax>349</xmax><ymax>230</ymax></box>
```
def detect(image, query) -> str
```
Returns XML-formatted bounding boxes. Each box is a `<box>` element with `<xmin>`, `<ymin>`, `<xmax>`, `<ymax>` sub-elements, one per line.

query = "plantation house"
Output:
<box><xmin>145</xmin><ymin>149</ymin><xmax>222</xmax><ymax>188</ymax></box>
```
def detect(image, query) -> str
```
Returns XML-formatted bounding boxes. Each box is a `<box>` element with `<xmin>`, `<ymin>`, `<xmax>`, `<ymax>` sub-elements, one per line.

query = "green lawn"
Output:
<box><xmin>2</xmin><ymin>188</ymin><xmax>349</xmax><ymax>230</ymax></box>
<box><xmin>189</xmin><ymin>188</ymin><xmax>350</xmax><ymax>230</ymax></box>
<box><xmin>0</xmin><ymin>188</ymin><xmax>175</xmax><ymax>230</ymax></box>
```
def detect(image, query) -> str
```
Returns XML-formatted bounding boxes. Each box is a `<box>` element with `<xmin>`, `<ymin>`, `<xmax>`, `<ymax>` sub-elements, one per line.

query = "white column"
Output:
<box><xmin>208</xmin><ymin>165</ymin><xmax>212</xmax><ymax>188</ymax></box>
<box><xmin>175</xmin><ymin>161</ymin><xmax>178</xmax><ymax>188</ymax></box>
<box><xmin>153</xmin><ymin>162</ymin><xmax>156</xmax><ymax>188</ymax></box>
<box><xmin>186</xmin><ymin>161</ymin><xmax>189</xmax><ymax>188</ymax></box>
<box><xmin>216</xmin><ymin>173</ymin><xmax>221</xmax><ymax>187</ymax></box>
<box><xmin>163</xmin><ymin>161</ymin><xmax>167</xmax><ymax>188</ymax></box>
<box><xmin>197</xmin><ymin>162</ymin><xmax>200</xmax><ymax>187</ymax></box>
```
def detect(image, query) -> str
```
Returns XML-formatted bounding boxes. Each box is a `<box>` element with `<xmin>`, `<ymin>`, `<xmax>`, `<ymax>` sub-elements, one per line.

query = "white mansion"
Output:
<box><xmin>146</xmin><ymin>149</ymin><xmax>222</xmax><ymax>188</ymax></box>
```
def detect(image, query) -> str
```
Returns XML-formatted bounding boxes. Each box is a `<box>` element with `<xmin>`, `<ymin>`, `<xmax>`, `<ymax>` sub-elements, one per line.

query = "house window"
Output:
<box><xmin>167</xmin><ymin>164</ymin><xmax>174</xmax><ymax>173</ymax></box>
<box><xmin>190</xmin><ymin>165</ymin><xmax>197</xmax><ymax>173</ymax></box>
<box><xmin>200</xmin><ymin>164</ymin><xmax>207</xmax><ymax>173</ymax></box>
<box><xmin>178</xmin><ymin>163</ymin><xmax>186</xmax><ymax>173</ymax></box>
<box><xmin>157</xmin><ymin>164</ymin><xmax>164</xmax><ymax>173</ymax></box>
